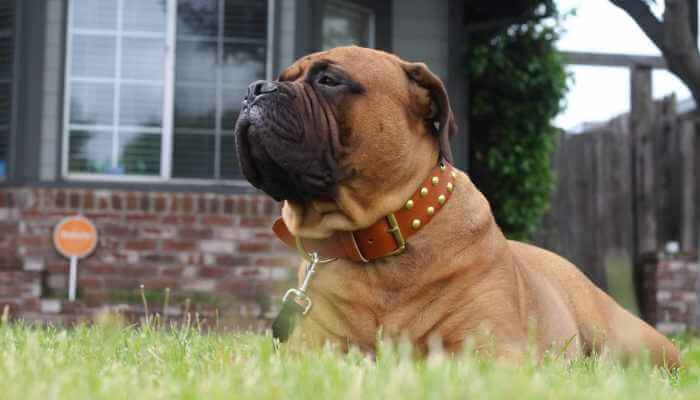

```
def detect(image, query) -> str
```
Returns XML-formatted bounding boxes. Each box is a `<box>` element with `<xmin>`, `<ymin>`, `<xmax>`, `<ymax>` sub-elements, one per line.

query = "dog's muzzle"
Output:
<box><xmin>234</xmin><ymin>80</ymin><xmax>343</xmax><ymax>203</ymax></box>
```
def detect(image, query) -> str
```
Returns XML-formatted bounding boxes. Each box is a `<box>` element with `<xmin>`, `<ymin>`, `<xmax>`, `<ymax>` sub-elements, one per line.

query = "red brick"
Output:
<box><xmin>124</xmin><ymin>240</ymin><xmax>157</xmax><ymax>251</ymax></box>
<box><xmin>197</xmin><ymin>197</ymin><xmax>207</xmax><ymax>213</ymax></box>
<box><xmin>18</xmin><ymin>236</ymin><xmax>47</xmax><ymax>248</ymax></box>
<box><xmin>46</xmin><ymin>263</ymin><xmax>69</xmax><ymax>273</ymax></box>
<box><xmin>254</xmin><ymin>257</ymin><xmax>293</xmax><ymax>267</ymax></box>
<box><xmin>208</xmin><ymin>198</ymin><xmax>220</xmax><ymax>213</ymax></box>
<box><xmin>239</xmin><ymin>242</ymin><xmax>270</xmax><ymax>253</ymax></box>
<box><xmin>163</xmin><ymin>240</ymin><xmax>196</xmax><ymax>252</ymax></box>
<box><xmin>85</xmin><ymin>264</ymin><xmax>118</xmax><ymax>275</ymax></box>
<box><xmin>126</xmin><ymin>214</ymin><xmax>159</xmax><ymax>223</ymax></box>
<box><xmin>69</xmin><ymin>192</ymin><xmax>81</xmax><ymax>209</ymax></box>
<box><xmin>55</xmin><ymin>191</ymin><xmax>66</xmax><ymax>208</ymax></box>
<box><xmin>78</xmin><ymin>276</ymin><xmax>104</xmax><ymax>289</ymax></box>
<box><xmin>101</xmin><ymin>224</ymin><xmax>134</xmax><ymax>237</ymax></box>
<box><xmin>154</xmin><ymin>196</ymin><xmax>166</xmax><ymax>212</ymax></box>
<box><xmin>179</xmin><ymin>228</ymin><xmax>213</xmax><ymax>240</ymax></box>
<box><xmin>223</xmin><ymin>198</ymin><xmax>235</xmax><ymax>214</ymax></box>
<box><xmin>84</xmin><ymin>212</ymin><xmax>120</xmax><ymax>221</ymax></box>
<box><xmin>0</xmin><ymin>222</ymin><xmax>17</xmax><ymax>234</ymax></box>
<box><xmin>202</xmin><ymin>215</ymin><xmax>233</xmax><ymax>226</ymax></box>
<box><xmin>143</xmin><ymin>253</ymin><xmax>176</xmax><ymax>264</ymax></box>
<box><xmin>111</xmin><ymin>194</ymin><xmax>123</xmax><ymax>210</ymax></box>
<box><xmin>126</xmin><ymin>194</ymin><xmax>139</xmax><ymax>210</ymax></box>
<box><xmin>182</xmin><ymin>195</ymin><xmax>194</xmax><ymax>213</ymax></box>
<box><xmin>161</xmin><ymin>267</ymin><xmax>183</xmax><ymax>277</ymax></box>
<box><xmin>83</xmin><ymin>191</ymin><xmax>95</xmax><ymax>210</ymax></box>
<box><xmin>140</xmin><ymin>195</ymin><xmax>151</xmax><ymax>211</ymax></box>
<box><xmin>240</xmin><ymin>217</ymin><xmax>270</xmax><ymax>228</ymax></box>
<box><xmin>142</xmin><ymin>277</ymin><xmax>179</xmax><ymax>290</ymax></box>
<box><xmin>215</xmin><ymin>255</ymin><xmax>250</xmax><ymax>266</ymax></box>
<box><xmin>200</xmin><ymin>266</ymin><xmax>228</xmax><ymax>278</ymax></box>
<box><xmin>98</xmin><ymin>197</ymin><xmax>109</xmax><ymax>210</ymax></box>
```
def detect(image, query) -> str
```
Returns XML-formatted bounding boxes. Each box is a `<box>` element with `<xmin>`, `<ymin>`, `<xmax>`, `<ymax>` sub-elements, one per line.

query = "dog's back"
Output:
<box><xmin>509</xmin><ymin>241</ymin><xmax>680</xmax><ymax>368</ymax></box>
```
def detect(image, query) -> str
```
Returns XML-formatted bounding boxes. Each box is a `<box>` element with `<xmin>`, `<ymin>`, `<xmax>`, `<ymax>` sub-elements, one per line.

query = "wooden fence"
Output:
<box><xmin>535</xmin><ymin>97</ymin><xmax>699</xmax><ymax>316</ymax></box>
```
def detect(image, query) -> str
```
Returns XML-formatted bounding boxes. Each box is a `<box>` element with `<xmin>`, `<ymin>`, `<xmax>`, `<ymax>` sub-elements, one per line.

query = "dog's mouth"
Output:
<box><xmin>234</xmin><ymin>81</ymin><xmax>345</xmax><ymax>203</ymax></box>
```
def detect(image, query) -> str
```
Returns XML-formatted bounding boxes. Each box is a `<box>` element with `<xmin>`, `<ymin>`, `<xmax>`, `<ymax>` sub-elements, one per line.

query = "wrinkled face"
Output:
<box><xmin>234</xmin><ymin>46</ymin><xmax>454</xmax><ymax>222</ymax></box>
<box><xmin>234</xmin><ymin>50</ymin><xmax>366</xmax><ymax>202</ymax></box>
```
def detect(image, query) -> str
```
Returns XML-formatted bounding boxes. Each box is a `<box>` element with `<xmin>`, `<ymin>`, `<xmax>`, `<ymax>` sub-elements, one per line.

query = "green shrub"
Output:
<box><xmin>467</xmin><ymin>1</ymin><xmax>569</xmax><ymax>240</ymax></box>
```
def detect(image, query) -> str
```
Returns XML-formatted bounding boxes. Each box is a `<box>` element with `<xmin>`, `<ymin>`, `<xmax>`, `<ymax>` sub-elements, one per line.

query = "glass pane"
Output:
<box><xmin>175</xmin><ymin>40</ymin><xmax>217</xmax><ymax>83</ymax></box>
<box><xmin>322</xmin><ymin>1</ymin><xmax>372</xmax><ymax>50</ymax></box>
<box><xmin>0</xmin><ymin>83</ymin><xmax>8</xmax><ymax>177</ymax></box>
<box><xmin>119</xmin><ymin>84</ymin><xmax>163</xmax><ymax>127</ymax></box>
<box><xmin>122</xmin><ymin>38</ymin><xmax>166</xmax><ymax>81</ymax></box>
<box><xmin>71</xmin><ymin>34</ymin><xmax>116</xmax><ymax>78</ymax></box>
<box><xmin>222</xmin><ymin>87</ymin><xmax>245</xmax><ymax>130</ymax></box>
<box><xmin>224</xmin><ymin>0</ymin><xmax>268</xmax><ymax>40</ymax></box>
<box><xmin>73</xmin><ymin>0</ymin><xmax>117</xmax><ymax>30</ymax></box>
<box><xmin>0</xmin><ymin>36</ymin><xmax>12</xmax><ymax>79</ymax></box>
<box><xmin>177</xmin><ymin>0</ymin><xmax>218</xmax><ymax>37</ymax></box>
<box><xmin>220</xmin><ymin>135</ymin><xmax>240</xmax><ymax>179</ymax></box>
<box><xmin>0</xmin><ymin>82</ymin><xmax>9</xmax><ymax>127</ymax></box>
<box><xmin>0</xmin><ymin>126</ymin><xmax>6</xmax><ymax>178</ymax></box>
<box><xmin>221</xmin><ymin>43</ymin><xmax>265</xmax><ymax>85</ymax></box>
<box><xmin>70</xmin><ymin>82</ymin><xmax>114</xmax><ymax>125</ymax></box>
<box><xmin>174</xmin><ymin>85</ymin><xmax>216</xmax><ymax>129</ymax></box>
<box><xmin>118</xmin><ymin>131</ymin><xmax>161</xmax><ymax>175</ymax></box>
<box><xmin>123</xmin><ymin>0</ymin><xmax>167</xmax><ymax>33</ymax></box>
<box><xmin>172</xmin><ymin>133</ymin><xmax>215</xmax><ymax>178</ymax></box>
<box><xmin>68</xmin><ymin>129</ymin><xmax>113</xmax><ymax>173</ymax></box>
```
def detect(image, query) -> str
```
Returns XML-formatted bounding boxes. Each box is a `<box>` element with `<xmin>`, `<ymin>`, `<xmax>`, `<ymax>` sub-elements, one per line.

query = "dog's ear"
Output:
<box><xmin>401</xmin><ymin>62</ymin><xmax>457</xmax><ymax>163</ymax></box>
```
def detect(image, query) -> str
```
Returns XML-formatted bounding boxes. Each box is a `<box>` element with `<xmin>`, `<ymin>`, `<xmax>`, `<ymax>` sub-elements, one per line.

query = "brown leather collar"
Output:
<box><xmin>272</xmin><ymin>161</ymin><xmax>456</xmax><ymax>263</ymax></box>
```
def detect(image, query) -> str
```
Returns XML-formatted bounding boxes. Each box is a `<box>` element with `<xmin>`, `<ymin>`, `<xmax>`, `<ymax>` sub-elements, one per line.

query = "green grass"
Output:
<box><xmin>1</xmin><ymin>318</ymin><xmax>699</xmax><ymax>399</ymax></box>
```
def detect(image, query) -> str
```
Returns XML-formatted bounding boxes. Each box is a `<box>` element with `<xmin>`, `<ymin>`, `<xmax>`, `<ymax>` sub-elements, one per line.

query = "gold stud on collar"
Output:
<box><xmin>426</xmin><ymin>206</ymin><xmax>435</xmax><ymax>216</ymax></box>
<box><xmin>451</xmin><ymin>171</ymin><xmax>457</xmax><ymax>179</ymax></box>
<box><xmin>405</xmin><ymin>199</ymin><xmax>414</xmax><ymax>210</ymax></box>
<box><xmin>411</xmin><ymin>219</ymin><xmax>421</xmax><ymax>230</ymax></box>
<box><xmin>440</xmin><ymin>163</ymin><xmax>446</xmax><ymax>171</ymax></box>
<box><xmin>420</xmin><ymin>187</ymin><xmax>429</xmax><ymax>197</ymax></box>
<box><xmin>446</xmin><ymin>182</ymin><xmax>454</xmax><ymax>192</ymax></box>
<box><xmin>431</xmin><ymin>176</ymin><xmax>439</xmax><ymax>186</ymax></box>
<box><xmin>438</xmin><ymin>194</ymin><xmax>446</xmax><ymax>205</ymax></box>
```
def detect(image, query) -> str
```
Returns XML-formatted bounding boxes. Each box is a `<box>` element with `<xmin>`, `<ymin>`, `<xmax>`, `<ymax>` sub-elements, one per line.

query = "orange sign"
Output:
<box><xmin>53</xmin><ymin>216</ymin><xmax>98</xmax><ymax>259</ymax></box>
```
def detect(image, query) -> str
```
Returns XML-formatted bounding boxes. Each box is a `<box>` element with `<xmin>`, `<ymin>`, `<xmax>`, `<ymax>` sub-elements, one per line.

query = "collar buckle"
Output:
<box><xmin>384</xmin><ymin>213</ymin><xmax>406</xmax><ymax>257</ymax></box>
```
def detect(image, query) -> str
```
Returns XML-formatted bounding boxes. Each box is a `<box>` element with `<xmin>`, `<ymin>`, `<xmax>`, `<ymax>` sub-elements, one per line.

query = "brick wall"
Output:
<box><xmin>0</xmin><ymin>187</ymin><xmax>298</xmax><ymax>327</ymax></box>
<box><xmin>642</xmin><ymin>252</ymin><xmax>700</xmax><ymax>334</ymax></box>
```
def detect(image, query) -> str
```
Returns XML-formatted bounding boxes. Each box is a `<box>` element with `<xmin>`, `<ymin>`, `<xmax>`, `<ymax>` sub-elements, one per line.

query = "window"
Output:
<box><xmin>63</xmin><ymin>0</ymin><xmax>270</xmax><ymax>182</ymax></box>
<box><xmin>0</xmin><ymin>0</ymin><xmax>14</xmax><ymax>180</ymax></box>
<box><xmin>321</xmin><ymin>0</ymin><xmax>374</xmax><ymax>50</ymax></box>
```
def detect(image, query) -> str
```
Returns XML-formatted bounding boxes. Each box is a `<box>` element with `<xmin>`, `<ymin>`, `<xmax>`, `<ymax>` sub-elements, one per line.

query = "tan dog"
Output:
<box><xmin>234</xmin><ymin>46</ymin><xmax>680</xmax><ymax>367</ymax></box>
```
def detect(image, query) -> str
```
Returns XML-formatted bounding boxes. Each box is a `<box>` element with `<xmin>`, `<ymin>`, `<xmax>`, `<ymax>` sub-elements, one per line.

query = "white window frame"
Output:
<box><xmin>62</xmin><ymin>0</ymin><xmax>274</xmax><ymax>186</ymax></box>
<box><xmin>322</xmin><ymin>0</ymin><xmax>376</xmax><ymax>50</ymax></box>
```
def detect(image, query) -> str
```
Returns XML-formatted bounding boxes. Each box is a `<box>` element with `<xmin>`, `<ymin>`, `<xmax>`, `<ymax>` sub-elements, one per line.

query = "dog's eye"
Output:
<box><xmin>318</xmin><ymin>75</ymin><xmax>340</xmax><ymax>87</ymax></box>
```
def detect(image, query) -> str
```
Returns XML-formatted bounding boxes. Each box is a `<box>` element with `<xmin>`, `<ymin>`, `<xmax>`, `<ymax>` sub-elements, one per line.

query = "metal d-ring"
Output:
<box><xmin>294</xmin><ymin>236</ymin><xmax>337</xmax><ymax>264</ymax></box>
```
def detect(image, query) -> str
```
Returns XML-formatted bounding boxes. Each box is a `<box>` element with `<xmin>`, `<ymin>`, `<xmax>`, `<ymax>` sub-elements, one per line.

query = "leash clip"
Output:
<box><xmin>281</xmin><ymin>252</ymin><xmax>319</xmax><ymax>315</ymax></box>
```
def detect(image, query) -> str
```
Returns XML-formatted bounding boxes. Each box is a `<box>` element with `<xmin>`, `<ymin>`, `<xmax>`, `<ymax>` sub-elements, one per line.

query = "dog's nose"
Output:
<box><xmin>247</xmin><ymin>80</ymin><xmax>278</xmax><ymax>100</ymax></box>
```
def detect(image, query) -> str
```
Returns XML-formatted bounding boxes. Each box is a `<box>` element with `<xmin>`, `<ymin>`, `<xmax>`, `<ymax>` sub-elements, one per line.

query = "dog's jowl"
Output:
<box><xmin>233</xmin><ymin>46</ymin><xmax>680</xmax><ymax>368</ymax></box>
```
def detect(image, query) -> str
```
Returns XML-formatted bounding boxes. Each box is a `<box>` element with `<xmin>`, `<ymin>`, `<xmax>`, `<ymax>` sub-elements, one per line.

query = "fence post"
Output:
<box><xmin>630</xmin><ymin>65</ymin><xmax>656</xmax><ymax>321</ymax></box>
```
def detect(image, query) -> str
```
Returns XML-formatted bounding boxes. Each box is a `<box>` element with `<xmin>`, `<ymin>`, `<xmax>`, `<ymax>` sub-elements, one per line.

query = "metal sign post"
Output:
<box><xmin>53</xmin><ymin>216</ymin><xmax>98</xmax><ymax>302</ymax></box>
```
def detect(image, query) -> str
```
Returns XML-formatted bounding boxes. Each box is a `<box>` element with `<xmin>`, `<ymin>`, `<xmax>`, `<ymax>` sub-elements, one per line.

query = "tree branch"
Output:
<box><xmin>609</xmin><ymin>0</ymin><xmax>665</xmax><ymax>51</ymax></box>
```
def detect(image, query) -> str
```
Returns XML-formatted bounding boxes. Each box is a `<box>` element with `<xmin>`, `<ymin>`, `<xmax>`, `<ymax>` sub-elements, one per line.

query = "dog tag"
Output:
<box><xmin>272</xmin><ymin>297</ymin><xmax>307</xmax><ymax>342</ymax></box>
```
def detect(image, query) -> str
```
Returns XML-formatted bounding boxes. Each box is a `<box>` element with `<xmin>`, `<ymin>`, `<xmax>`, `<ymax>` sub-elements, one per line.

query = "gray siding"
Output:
<box><xmin>391</xmin><ymin>0</ymin><xmax>449</xmax><ymax>81</ymax></box>
<box><xmin>39</xmin><ymin>0</ymin><xmax>65</xmax><ymax>181</ymax></box>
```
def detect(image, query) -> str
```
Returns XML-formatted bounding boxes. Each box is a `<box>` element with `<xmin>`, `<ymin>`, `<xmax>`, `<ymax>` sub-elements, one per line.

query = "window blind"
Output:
<box><xmin>0</xmin><ymin>0</ymin><xmax>14</xmax><ymax>180</ymax></box>
<box><xmin>172</xmin><ymin>0</ymin><xmax>268</xmax><ymax>180</ymax></box>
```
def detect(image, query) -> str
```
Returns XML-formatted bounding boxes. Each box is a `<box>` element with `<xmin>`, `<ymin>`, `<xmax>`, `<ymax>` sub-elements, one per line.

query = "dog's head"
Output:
<box><xmin>234</xmin><ymin>46</ymin><xmax>456</xmax><ymax>238</ymax></box>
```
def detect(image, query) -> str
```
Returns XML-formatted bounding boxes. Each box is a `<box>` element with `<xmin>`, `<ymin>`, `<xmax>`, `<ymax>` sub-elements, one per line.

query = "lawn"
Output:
<box><xmin>1</xmin><ymin>316</ymin><xmax>699</xmax><ymax>399</ymax></box>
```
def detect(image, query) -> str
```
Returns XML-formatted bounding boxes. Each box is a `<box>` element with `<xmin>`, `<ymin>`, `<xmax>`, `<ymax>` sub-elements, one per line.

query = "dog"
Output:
<box><xmin>234</xmin><ymin>46</ymin><xmax>680</xmax><ymax>367</ymax></box>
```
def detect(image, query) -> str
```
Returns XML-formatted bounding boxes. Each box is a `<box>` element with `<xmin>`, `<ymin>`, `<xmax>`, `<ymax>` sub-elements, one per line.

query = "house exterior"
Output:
<box><xmin>0</xmin><ymin>0</ymin><xmax>468</xmax><ymax>324</ymax></box>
